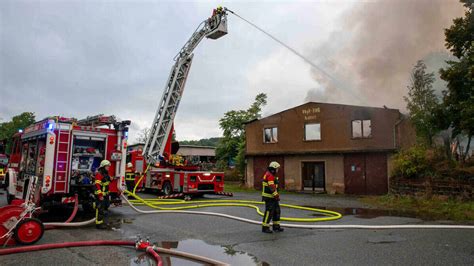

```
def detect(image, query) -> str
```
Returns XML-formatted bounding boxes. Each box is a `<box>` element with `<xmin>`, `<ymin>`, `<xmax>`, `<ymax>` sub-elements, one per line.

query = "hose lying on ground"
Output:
<box><xmin>146</xmin><ymin>246</ymin><xmax>163</xmax><ymax>266</ymax></box>
<box><xmin>0</xmin><ymin>240</ymin><xmax>133</xmax><ymax>255</ymax></box>
<box><xmin>45</xmin><ymin>194</ymin><xmax>80</xmax><ymax>230</ymax></box>
<box><xmin>0</xmin><ymin>240</ymin><xmax>228</xmax><ymax>265</ymax></box>
<box><xmin>127</xmin><ymin>194</ymin><xmax>342</xmax><ymax>222</ymax></box>
<box><xmin>40</xmin><ymin>190</ymin><xmax>474</xmax><ymax>230</ymax></box>
<box><xmin>122</xmin><ymin>192</ymin><xmax>474</xmax><ymax>230</ymax></box>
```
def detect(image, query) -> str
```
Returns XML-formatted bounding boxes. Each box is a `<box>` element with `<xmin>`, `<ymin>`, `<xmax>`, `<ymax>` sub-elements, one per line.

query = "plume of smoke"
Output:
<box><xmin>305</xmin><ymin>0</ymin><xmax>464</xmax><ymax>110</ymax></box>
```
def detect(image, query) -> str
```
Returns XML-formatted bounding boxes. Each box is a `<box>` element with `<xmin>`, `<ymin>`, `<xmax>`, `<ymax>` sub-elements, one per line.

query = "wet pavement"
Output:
<box><xmin>128</xmin><ymin>239</ymin><xmax>267</xmax><ymax>266</ymax></box>
<box><xmin>1</xmin><ymin>191</ymin><xmax>473</xmax><ymax>265</ymax></box>
<box><xmin>307</xmin><ymin>206</ymin><xmax>418</xmax><ymax>219</ymax></box>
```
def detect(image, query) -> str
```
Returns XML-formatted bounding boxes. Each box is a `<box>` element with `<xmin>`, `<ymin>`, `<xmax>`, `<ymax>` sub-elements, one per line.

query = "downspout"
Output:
<box><xmin>393</xmin><ymin>113</ymin><xmax>404</xmax><ymax>150</ymax></box>
<box><xmin>391</xmin><ymin>113</ymin><xmax>404</xmax><ymax>193</ymax></box>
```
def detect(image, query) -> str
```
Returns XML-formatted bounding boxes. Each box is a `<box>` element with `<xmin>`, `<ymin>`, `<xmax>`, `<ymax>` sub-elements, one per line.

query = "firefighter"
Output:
<box><xmin>261</xmin><ymin>161</ymin><xmax>284</xmax><ymax>233</ymax></box>
<box><xmin>125</xmin><ymin>162</ymin><xmax>135</xmax><ymax>196</ymax></box>
<box><xmin>95</xmin><ymin>160</ymin><xmax>112</xmax><ymax>229</ymax></box>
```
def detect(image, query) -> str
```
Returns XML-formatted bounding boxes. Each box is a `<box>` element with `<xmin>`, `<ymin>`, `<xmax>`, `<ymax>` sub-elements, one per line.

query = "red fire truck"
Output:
<box><xmin>4</xmin><ymin>115</ymin><xmax>130</xmax><ymax>211</ymax></box>
<box><xmin>126</xmin><ymin>132</ymin><xmax>224</xmax><ymax>197</ymax></box>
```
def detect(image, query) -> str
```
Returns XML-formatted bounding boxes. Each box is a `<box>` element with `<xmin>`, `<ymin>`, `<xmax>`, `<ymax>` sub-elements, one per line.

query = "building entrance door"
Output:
<box><xmin>344</xmin><ymin>153</ymin><xmax>388</xmax><ymax>195</ymax></box>
<box><xmin>302</xmin><ymin>162</ymin><xmax>325</xmax><ymax>191</ymax></box>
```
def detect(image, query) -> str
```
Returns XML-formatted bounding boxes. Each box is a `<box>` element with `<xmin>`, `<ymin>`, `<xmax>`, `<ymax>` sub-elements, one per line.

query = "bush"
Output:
<box><xmin>393</xmin><ymin>145</ymin><xmax>474</xmax><ymax>181</ymax></box>
<box><xmin>392</xmin><ymin>146</ymin><xmax>432</xmax><ymax>179</ymax></box>
<box><xmin>224</xmin><ymin>168</ymin><xmax>243</xmax><ymax>182</ymax></box>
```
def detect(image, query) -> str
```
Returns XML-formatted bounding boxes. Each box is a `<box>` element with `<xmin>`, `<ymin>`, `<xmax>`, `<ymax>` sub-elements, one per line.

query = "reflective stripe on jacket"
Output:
<box><xmin>262</xmin><ymin>171</ymin><xmax>279</xmax><ymax>198</ymax></box>
<box><xmin>125</xmin><ymin>168</ymin><xmax>135</xmax><ymax>181</ymax></box>
<box><xmin>95</xmin><ymin>170</ymin><xmax>111</xmax><ymax>196</ymax></box>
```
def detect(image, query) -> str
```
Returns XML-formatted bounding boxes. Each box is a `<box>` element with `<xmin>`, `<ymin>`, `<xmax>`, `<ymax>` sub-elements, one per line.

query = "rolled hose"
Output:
<box><xmin>0</xmin><ymin>240</ymin><xmax>228</xmax><ymax>265</ymax></box>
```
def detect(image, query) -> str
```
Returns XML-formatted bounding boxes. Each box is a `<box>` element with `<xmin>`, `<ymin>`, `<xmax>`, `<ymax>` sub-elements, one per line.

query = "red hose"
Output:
<box><xmin>64</xmin><ymin>194</ymin><xmax>79</xmax><ymax>223</ymax></box>
<box><xmin>44</xmin><ymin>194</ymin><xmax>79</xmax><ymax>230</ymax></box>
<box><xmin>0</xmin><ymin>240</ymin><xmax>134</xmax><ymax>255</ymax></box>
<box><xmin>0</xmin><ymin>240</ymin><xmax>164</xmax><ymax>265</ymax></box>
<box><xmin>146</xmin><ymin>246</ymin><xmax>163</xmax><ymax>266</ymax></box>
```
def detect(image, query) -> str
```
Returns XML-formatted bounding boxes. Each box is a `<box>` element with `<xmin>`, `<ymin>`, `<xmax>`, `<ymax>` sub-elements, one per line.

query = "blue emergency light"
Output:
<box><xmin>47</xmin><ymin>121</ymin><xmax>55</xmax><ymax>131</ymax></box>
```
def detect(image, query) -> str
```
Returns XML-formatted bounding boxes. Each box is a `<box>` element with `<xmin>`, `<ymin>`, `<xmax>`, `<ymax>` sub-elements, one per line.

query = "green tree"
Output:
<box><xmin>404</xmin><ymin>60</ymin><xmax>440</xmax><ymax>146</ymax></box>
<box><xmin>439</xmin><ymin>0</ymin><xmax>474</xmax><ymax>161</ymax></box>
<box><xmin>0</xmin><ymin>112</ymin><xmax>36</xmax><ymax>153</ymax></box>
<box><xmin>179</xmin><ymin>137</ymin><xmax>222</xmax><ymax>147</ymax></box>
<box><xmin>216</xmin><ymin>93</ymin><xmax>267</xmax><ymax>173</ymax></box>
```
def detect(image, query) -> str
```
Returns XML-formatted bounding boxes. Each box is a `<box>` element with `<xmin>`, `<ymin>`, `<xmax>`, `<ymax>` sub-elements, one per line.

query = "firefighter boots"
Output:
<box><xmin>262</xmin><ymin>227</ymin><xmax>273</xmax><ymax>234</ymax></box>
<box><xmin>96</xmin><ymin>223</ymin><xmax>108</xmax><ymax>230</ymax></box>
<box><xmin>273</xmin><ymin>225</ymin><xmax>284</xmax><ymax>232</ymax></box>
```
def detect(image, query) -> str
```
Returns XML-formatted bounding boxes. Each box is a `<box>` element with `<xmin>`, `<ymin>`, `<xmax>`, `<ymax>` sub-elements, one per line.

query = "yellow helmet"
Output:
<box><xmin>100</xmin><ymin>160</ymin><xmax>111</xmax><ymax>168</ymax></box>
<box><xmin>269</xmin><ymin>161</ymin><xmax>281</xmax><ymax>169</ymax></box>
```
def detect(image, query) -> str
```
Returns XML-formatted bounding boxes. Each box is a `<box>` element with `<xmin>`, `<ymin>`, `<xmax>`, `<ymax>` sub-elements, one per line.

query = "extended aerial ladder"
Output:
<box><xmin>143</xmin><ymin>7</ymin><xmax>228</xmax><ymax>164</ymax></box>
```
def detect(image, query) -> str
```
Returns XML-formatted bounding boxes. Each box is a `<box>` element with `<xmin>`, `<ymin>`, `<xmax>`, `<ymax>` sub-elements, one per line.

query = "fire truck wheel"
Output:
<box><xmin>162</xmin><ymin>182</ymin><xmax>172</xmax><ymax>196</ymax></box>
<box><xmin>14</xmin><ymin>218</ymin><xmax>44</xmax><ymax>245</ymax></box>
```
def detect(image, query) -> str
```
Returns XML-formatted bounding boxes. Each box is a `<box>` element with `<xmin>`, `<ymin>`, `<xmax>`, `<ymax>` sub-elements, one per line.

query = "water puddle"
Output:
<box><xmin>130</xmin><ymin>239</ymin><xmax>268</xmax><ymax>266</ymax></box>
<box><xmin>306</xmin><ymin>206</ymin><xmax>418</xmax><ymax>219</ymax></box>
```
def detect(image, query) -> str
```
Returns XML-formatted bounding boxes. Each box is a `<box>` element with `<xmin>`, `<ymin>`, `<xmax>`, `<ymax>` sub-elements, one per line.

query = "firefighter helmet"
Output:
<box><xmin>127</xmin><ymin>162</ymin><xmax>133</xmax><ymax>168</ymax></box>
<box><xmin>269</xmin><ymin>161</ymin><xmax>281</xmax><ymax>169</ymax></box>
<box><xmin>100</xmin><ymin>160</ymin><xmax>111</xmax><ymax>168</ymax></box>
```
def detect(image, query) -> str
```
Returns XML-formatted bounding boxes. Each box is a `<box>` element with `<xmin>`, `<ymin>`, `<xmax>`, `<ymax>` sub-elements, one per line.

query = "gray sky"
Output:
<box><xmin>0</xmin><ymin>0</ymin><xmax>464</xmax><ymax>143</ymax></box>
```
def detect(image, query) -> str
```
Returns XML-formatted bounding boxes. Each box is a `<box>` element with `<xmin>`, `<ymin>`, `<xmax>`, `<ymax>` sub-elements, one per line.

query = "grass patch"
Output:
<box><xmin>361</xmin><ymin>194</ymin><xmax>474</xmax><ymax>221</ymax></box>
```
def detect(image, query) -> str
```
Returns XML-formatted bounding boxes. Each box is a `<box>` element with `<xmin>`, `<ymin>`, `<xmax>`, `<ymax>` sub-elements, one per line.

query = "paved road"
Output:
<box><xmin>1</xmin><ymin>191</ymin><xmax>473</xmax><ymax>265</ymax></box>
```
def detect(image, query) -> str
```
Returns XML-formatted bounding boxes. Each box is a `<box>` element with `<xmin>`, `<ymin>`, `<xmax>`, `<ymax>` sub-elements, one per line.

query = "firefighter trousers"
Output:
<box><xmin>125</xmin><ymin>173</ymin><xmax>135</xmax><ymax>192</ymax></box>
<box><xmin>262</xmin><ymin>197</ymin><xmax>281</xmax><ymax>228</ymax></box>
<box><xmin>95</xmin><ymin>196</ymin><xmax>110</xmax><ymax>225</ymax></box>
<box><xmin>126</xmin><ymin>179</ymin><xmax>135</xmax><ymax>192</ymax></box>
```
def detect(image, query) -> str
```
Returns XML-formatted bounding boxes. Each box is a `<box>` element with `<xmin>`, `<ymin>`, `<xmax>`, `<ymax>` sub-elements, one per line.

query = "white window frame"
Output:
<box><xmin>304</xmin><ymin>123</ymin><xmax>321</xmax><ymax>141</ymax></box>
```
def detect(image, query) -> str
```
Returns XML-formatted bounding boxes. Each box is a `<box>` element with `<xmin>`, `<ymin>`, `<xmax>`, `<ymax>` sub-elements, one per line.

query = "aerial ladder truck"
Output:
<box><xmin>127</xmin><ymin>7</ymin><xmax>229</xmax><ymax>197</ymax></box>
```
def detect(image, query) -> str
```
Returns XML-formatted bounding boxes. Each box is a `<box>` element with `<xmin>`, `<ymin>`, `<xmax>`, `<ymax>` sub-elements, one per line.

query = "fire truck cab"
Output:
<box><xmin>5</xmin><ymin>115</ymin><xmax>130</xmax><ymax>211</ymax></box>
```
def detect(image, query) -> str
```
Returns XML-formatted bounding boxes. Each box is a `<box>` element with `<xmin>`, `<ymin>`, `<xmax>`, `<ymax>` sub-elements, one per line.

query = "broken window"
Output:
<box><xmin>263</xmin><ymin>127</ymin><xmax>278</xmax><ymax>143</ymax></box>
<box><xmin>305</xmin><ymin>123</ymin><xmax>321</xmax><ymax>141</ymax></box>
<box><xmin>352</xmin><ymin>120</ymin><xmax>372</xmax><ymax>138</ymax></box>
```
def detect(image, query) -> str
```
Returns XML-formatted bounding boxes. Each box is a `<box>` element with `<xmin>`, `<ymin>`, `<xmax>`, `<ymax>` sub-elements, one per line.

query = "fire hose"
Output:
<box><xmin>40</xmin><ymin>190</ymin><xmax>474</xmax><ymax>230</ymax></box>
<box><xmin>122</xmin><ymin>191</ymin><xmax>474</xmax><ymax>229</ymax></box>
<box><xmin>0</xmin><ymin>239</ymin><xmax>229</xmax><ymax>265</ymax></box>
<box><xmin>2</xmin><ymin>189</ymin><xmax>472</xmax><ymax>266</ymax></box>
<box><xmin>44</xmin><ymin>194</ymin><xmax>79</xmax><ymax>230</ymax></box>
